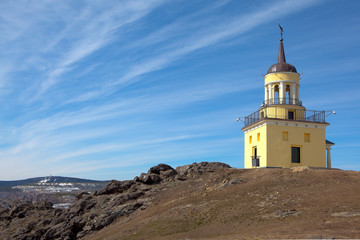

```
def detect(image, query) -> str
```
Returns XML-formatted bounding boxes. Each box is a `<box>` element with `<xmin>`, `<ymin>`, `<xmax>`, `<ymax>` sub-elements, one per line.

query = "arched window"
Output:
<box><xmin>286</xmin><ymin>85</ymin><xmax>291</xmax><ymax>104</ymax></box>
<box><xmin>274</xmin><ymin>85</ymin><xmax>279</xmax><ymax>104</ymax></box>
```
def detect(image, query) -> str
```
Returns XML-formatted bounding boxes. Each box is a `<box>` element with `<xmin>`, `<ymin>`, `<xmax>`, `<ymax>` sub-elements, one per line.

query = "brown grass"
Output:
<box><xmin>84</xmin><ymin>167</ymin><xmax>360</xmax><ymax>240</ymax></box>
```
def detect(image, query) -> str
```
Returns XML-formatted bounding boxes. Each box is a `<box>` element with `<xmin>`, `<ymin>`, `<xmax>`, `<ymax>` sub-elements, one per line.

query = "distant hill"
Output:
<box><xmin>0</xmin><ymin>176</ymin><xmax>110</xmax><ymax>210</ymax></box>
<box><xmin>0</xmin><ymin>176</ymin><xmax>108</xmax><ymax>192</ymax></box>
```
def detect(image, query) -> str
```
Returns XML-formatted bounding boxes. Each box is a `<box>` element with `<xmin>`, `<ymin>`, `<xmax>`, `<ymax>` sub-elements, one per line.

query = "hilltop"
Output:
<box><xmin>0</xmin><ymin>162</ymin><xmax>360</xmax><ymax>239</ymax></box>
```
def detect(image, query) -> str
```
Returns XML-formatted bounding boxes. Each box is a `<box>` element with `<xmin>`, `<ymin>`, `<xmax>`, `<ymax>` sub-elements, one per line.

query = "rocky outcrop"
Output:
<box><xmin>176</xmin><ymin>162</ymin><xmax>231</xmax><ymax>177</ymax></box>
<box><xmin>94</xmin><ymin>180</ymin><xmax>134</xmax><ymax>195</ymax></box>
<box><xmin>0</xmin><ymin>162</ymin><xmax>232</xmax><ymax>240</ymax></box>
<box><xmin>134</xmin><ymin>163</ymin><xmax>177</xmax><ymax>184</ymax></box>
<box><xmin>148</xmin><ymin>163</ymin><xmax>174</xmax><ymax>174</ymax></box>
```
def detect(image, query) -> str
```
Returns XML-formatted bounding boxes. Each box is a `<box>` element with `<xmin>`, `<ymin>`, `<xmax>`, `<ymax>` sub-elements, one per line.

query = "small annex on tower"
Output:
<box><xmin>240</xmin><ymin>24</ymin><xmax>335</xmax><ymax>169</ymax></box>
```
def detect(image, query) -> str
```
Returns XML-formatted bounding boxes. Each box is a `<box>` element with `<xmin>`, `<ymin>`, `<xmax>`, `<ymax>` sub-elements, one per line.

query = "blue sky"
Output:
<box><xmin>0</xmin><ymin>0</ymin><xmax>359</xmax><ymax>180</ymax></box>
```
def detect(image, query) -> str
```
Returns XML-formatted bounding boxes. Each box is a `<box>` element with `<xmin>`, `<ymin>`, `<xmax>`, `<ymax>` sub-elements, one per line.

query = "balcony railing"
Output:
<box><xmin>251</xmin><ymin>156</ymin><xmax>260</xmax><ymax>167</ymax></box>
<box><xmin>263</xmin><ymin>98</ymin><xmax>302</xmax><ymax>106</ymax></box>
<box><xmin>243</xmin><ymin>107</ymin><xmax>326</xmax><ymax>128</ymax></box>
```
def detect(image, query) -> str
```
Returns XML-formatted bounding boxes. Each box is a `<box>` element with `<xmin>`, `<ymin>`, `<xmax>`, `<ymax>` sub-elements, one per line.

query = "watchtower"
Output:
<box><xmin>241</xmin><ymin>27</ymin><xmax>334</xmax><ymax>168</ymax></box>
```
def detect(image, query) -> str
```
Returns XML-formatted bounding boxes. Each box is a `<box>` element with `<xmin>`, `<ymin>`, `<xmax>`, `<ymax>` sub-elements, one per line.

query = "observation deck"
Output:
<box><xmin>242</xmin><ymin>106</ymin><xmax>326</xmax><ymax>129</ymax></box>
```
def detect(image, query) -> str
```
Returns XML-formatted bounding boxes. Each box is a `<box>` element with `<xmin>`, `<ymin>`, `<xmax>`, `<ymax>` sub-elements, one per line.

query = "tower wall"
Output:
<box><xmin>260</xmin><ymin>105</ymin><xmax>305</xmax><ymax>121</ymax></box>
<box><xmin>265</xmin><ymin>72</ymin><xmax>299</xmax><ymax>84</ymax></box>
<box><xmin>243</xmin><ymin>120</ymin><xmax>327</xmax><ymax>168</ymax></box>
<box><xmin>244</xmin><ymin>124</ymin><xmax>267</xmax><ymax>168</ymax></box>
<box><xmin>266</xmin><ymin>122</ymin><xmax>327</xmax><ymax>168</ymax></box>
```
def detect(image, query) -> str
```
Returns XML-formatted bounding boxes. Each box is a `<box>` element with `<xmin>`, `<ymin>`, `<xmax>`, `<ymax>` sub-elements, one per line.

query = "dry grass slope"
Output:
<box><xmin>85</xmin><ymin>167</ymin><xmax>360</xmax><ymax>240</ymax></box>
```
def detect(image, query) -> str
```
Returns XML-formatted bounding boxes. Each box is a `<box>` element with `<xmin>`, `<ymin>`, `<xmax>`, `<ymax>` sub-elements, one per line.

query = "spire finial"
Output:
<box><xmin>277</xmin><ymin>22</ymin><xmax>284</xmax><ymax>40</ymax></box>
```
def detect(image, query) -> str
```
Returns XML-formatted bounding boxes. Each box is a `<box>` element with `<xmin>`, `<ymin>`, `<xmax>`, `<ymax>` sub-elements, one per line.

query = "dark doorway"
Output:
<box><xmin>252</xmin><ymin>146</ymin><xmax>259</xmax><ymax>167</ymax></box>
<box><xmin>291</xmin><ymin>146</ymin><xmax>301</xmax><ymax>163</ymax></box>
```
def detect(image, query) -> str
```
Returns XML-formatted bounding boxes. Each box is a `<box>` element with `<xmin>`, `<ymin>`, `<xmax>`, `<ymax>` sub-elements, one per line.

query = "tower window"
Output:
<box><xmin>304</xmin><ymin>133</ymin><xmax>310</xmax><ymax>142</ymax></box>
<box><xmin>282</xmin><ymin>131</ymin><xmax>288</xmax><ymax>141</ymax></box>
<box><xmin>252</xmin><ymin>146</ymin><xmax>259</xmax><ymax>167</ymax></box>
<box><xmin>274</xmin><ymin>85</ymin><xmax>279</xmax><ymax>103</ymax></box>
<box><xmin>257</xmin><ymin>133</ymin><xmax>260</xmax><ymax>142</ymax></box>
<box><xmin>288</xmin><ymin>111</ymin><xmax>294</xmax><ymax>120</ymax></box>
<box><xmin>252</xmin><ymin>146</ymin><xmax>257</xmax><ymax>157</ymax></box>
<box><xmin>249</xmin><ymin>136</ymin><xmax>252</xmax><ymax>144</ymax></box>
<box><xmin>291</xmin><ymin>146</ymin><xmax>301</xmax><ymax>163</ymax></box>
<box><xmin>286</xmin><ymin>85</ymin><xmax>291</xmax><ymax>104</ymax></box>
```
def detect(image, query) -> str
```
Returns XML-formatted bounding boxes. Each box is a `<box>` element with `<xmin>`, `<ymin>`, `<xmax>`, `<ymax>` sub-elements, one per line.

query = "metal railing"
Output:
<box><xmin>251</xmin><ymin>156</ymin><xmax>260</xmax><ymax>167</ymax></box>
<box><xmin>263</xmin><ymin>98</ymin><xmax>302</xmax><ymax>106</ymax></box>
<box><xmin>243</xmin><ymin>107</ymin><xmax>326</xmax><ymax>128</ymax></box>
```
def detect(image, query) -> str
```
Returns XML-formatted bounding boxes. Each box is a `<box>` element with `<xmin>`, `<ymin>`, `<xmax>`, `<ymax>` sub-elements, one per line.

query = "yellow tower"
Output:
<box><xmin>241</xmin><ymin>29</ymin><xmax>334</xmax><ymax>169</ymax></box>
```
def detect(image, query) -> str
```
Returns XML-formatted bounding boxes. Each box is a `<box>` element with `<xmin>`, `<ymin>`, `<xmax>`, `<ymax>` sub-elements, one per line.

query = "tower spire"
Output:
<box><xmin>277</xmin><ymin>23</ymin><xmax>286</xmax><ymax>63</ymax></box>
<box><xmin>266</xmin><ymin>23</ymin><xmax>297</xmax><ymax>74</ymax></box>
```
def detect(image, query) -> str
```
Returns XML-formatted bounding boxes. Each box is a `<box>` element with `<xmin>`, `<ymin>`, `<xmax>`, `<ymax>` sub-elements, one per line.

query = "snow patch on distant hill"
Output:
<box><xmin>11</xmin><ymin>176</ymin><xmax>105</xmax><ymax>194</ymax></box>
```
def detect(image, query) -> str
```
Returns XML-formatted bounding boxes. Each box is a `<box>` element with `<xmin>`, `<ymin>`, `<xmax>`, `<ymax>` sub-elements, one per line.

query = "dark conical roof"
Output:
<box><xmin>267</xmin><ymin>38</ymin><xmax>297</xmax><ymax>74</ymax></box>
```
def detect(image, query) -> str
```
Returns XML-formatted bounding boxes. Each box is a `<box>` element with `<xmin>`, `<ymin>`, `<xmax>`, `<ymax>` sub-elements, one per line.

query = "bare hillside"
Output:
<box><xmin>85</xmin><ymin>165</ymin><xmax>360</xmax><ymax>240</ymax></box>
<box><xmin>1</xmin><ymin>162</ymin><xmax>359</xmax><ymax>239</ymax></box>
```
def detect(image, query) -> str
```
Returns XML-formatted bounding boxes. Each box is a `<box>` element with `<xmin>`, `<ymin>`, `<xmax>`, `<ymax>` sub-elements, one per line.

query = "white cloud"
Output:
<box><xmin>70</xmin><ymin>0</ymin><xmax>321</xmax><ymax>103</ymax></box>
<box><xmin>36</xmin><ymin>0</ymin><xmax>165</xmax><ymax>97</ymax></box>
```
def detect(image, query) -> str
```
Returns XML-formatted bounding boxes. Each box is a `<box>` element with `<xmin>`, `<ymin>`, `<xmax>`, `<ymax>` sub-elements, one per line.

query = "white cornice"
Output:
<box><xmin>265</xmin><ymin>80</ymin><xmax>298</xmax><ymax>86</ymax></box>
<box><xmin>243</xmin><ymin>119</ymin><xmax>328</xmax><ymax>133</ymax></box>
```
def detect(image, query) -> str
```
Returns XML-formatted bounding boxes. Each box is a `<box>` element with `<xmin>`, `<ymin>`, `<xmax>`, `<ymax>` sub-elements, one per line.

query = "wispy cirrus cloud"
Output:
<box><xmin>0</xmin><ymin>78</ymin><xmax>251</xmax><ymax>179</ymax></box>
<box><xmin>0</xmin><ymin>0</ymin><xmax>165</xmax><ymax>100</ymax></box>
<box><xmin>70</xmin><ymin>0</ymin><xmax>321</xmax><ymax>103</ymax></box>
<box><xmin>37</xmin><ymin>0</ymin><xmax>165</xmax><ymax>97</ymax></box>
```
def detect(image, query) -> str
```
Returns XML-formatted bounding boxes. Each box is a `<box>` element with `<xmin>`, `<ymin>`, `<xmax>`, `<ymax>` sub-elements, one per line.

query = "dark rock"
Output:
<box><xmin>138</xmin><ymin>164</ymin><xmax>178</xmax><ymax>184</ymax></box>
<box><xmin>176</xmin><ymin>176</ymin><xmax>188</xmax><ymax>181</ymax></box>
<box><xmin>31</xmin><ymin>228</ymin><xmax>47</xmax><ymax>240</ymax></box>
<box><xmin>176</xmin><ymin>162</ymin><xmax>231</xmax><ymax>177</ymax></box>
<box><xmin>90</xmin><ymin>202</ymin><xmax>143</xmax><ymax>232</ymax></box>
<box><xmin>35</xmin><ymin>201</ymin><xmax>53</xmax><ymax>210</ymax></box>
<box><xmin>76</xmin><ymin>191</ymin><xmax>90</xmax><ymax>200</ymax></box>
<box><xmin>43</xmin><ymin>223</ymin><xmax>63</xmax><ymax>240</ymax></box>
<box><xmin>96</xmin><ymin>180</ymin><xmax>134</xmax><ymax>195</ymax></box>
<box><xmin>160</xmin><ymin>169</ymin><xmax>178</xmax><ymax>179</ymax></box>
<box><xmin>139</xmin><ymin>173</ymin><xmax>147</xmax><ymax>180</ymax></box>
<box><xmin>229</xmin><ymin>178</ymin><xmax>243</xmax><ymax>184</ymax></box>
<box><xmin>148</xmin><ymin>164</ymin><xmax>174</xmax><ymax>174</ymax></box>
<box><xmin>110</xmin><ymin>192</ymin><xmax>144</xmax><ymax>207</ymax></box>
<box><xmin>53</xmin><ymin>215</ymin><xmax>66</xmax><ymax>225</ymax></box>
<box><xmin>9</xmin><ymin>202</ymin><xmax>29</xmax><ymax>217</ymax></box>
<box><xmin>139</xmin><ymin>186</ymin><xmax>152</xmax><ymax>191</ymax></box>
<box><xmin>16</xmin><ymin>211</ymin><xmax>26</xmax><ymax>218</ymax></box>
<box><xmin>69</xmin><ymin>216</ymin><xmax>86</xmax><ymax>238</ymax></box>
<box><xmin>70</xmin><ymin>196</ymin><xmax>96</xmax><ymax>214</ymax></box>
<box><xmin>129</xmin><ymin>183</ymin><xmax>139</xmax><ymax>192</ymax></box>
<box><xmin>271</xmin><ymin>209</ymin><xmax>300</xmax><ymax>218</ymax></box>
<box><xmin>141</xmin><ymin>173</ymin><xmax>162</xmax><ymax>184</ymax></box>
